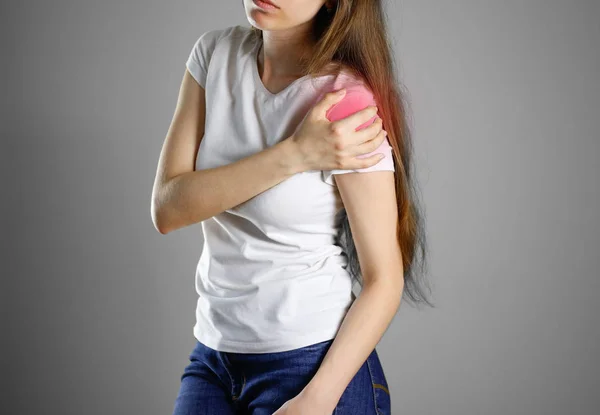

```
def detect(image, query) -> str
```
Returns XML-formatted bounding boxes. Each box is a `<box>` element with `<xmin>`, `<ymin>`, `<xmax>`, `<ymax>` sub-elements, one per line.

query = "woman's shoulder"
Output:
<box><xmin>310</xmin><ymin>64</ymin><xmax>375</xmax><ymax>110</ymax></box>
<box><xmin>191</xmin><ymin>24</ymin><xmax>247</xmax><ymax>49</ymax></box>
<box><xmin>329</xmin><ymin>66</ymin><xmax>373</xmax><ymax>96</ymax></box>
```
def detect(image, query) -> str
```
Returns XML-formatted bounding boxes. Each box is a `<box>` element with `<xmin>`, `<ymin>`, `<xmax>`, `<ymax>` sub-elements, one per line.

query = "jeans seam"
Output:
<box><xmin>374</xmin><ymin>383</ymin><xmax>390</xmax><ymax>395</ymax></box>
<box><xmin>217</xmin><ymin>352</ymin><xmax>237</xmax><ymax>399</ymax></box>
<box><xmin>365</xmin><ymin>352</ymin><xmax>380</xmax><ymax>415</ymax></box>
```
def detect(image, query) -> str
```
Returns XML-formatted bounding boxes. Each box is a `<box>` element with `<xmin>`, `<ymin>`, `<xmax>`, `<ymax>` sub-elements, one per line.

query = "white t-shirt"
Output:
<box><xmin>185</xmin><ymin>24</ymin><xmax>395</xmax><ymax>353</ymax></box>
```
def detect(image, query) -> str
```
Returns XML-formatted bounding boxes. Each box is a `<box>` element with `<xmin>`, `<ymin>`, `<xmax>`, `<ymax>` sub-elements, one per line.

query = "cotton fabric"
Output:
<box><xmin>184</xmin><ymin>24</ymin><xmax>394</xmax><ymax>353</ymax></box>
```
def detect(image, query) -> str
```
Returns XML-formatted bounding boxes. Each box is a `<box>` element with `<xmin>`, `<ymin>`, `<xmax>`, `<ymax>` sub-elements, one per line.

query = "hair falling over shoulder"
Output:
<box><xmin>250</xmin><ymin>0</ymin><xmax>435</xmax><ymax>309</ymax></box>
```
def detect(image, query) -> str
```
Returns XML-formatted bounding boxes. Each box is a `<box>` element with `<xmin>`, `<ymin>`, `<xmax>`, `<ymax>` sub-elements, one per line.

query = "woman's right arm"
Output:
<box><xmin>152</xmin><ymin>69</ymin><xmax>387</xmax><ymax>235</ymax></box>
<box><xmin>151</xmin><ymin>69</ymin><xmax>304</xmax><ymax>235</ymax></box>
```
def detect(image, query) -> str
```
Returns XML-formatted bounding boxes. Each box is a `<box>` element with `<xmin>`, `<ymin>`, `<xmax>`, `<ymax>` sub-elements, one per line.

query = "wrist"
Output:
<box><xmin>300</xmin><ymin>379</ymin><xmax>341</xmax><ymax>412</ymax></box>
<box><xmin>276</xmin><ymin>135</ymin><xmax>307</xmax><ymax>176</ymax></box>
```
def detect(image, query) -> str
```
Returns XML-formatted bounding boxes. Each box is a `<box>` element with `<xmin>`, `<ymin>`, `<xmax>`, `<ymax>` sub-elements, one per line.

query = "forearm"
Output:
<box><xmin>302</xmin><ymin>280</ymin><xmax>403</xmax><ymax>410</ymax></box>
<box><xmin>153</xmin><ymin>137</ymin><xmax>302</xmax><ymax>234</ymax></box>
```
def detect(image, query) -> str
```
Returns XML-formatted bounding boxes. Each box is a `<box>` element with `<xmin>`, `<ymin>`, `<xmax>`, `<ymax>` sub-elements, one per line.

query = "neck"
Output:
<box><xmin>258</xmin><ymin>26</ymin><xmax>314</xmax><ymax>79</ymax></box>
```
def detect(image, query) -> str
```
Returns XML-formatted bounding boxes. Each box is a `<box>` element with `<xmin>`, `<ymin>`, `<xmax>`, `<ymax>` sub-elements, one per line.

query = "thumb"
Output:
<box><xmin>314</xmin><ymin>88</ymin><xmax>347</xmax><ymax>118</ymax></box>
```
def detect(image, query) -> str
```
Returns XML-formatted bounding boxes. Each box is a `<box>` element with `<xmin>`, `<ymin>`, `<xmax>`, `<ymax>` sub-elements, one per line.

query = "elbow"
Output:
<box><xmin>151</xmin><ymin>199</ymin><xmax>171</xmax><ymax>235</ymax></box>
<box><xmin>154</xmin><ymin>220</ymin><xmax>170</xmax><ymax>235</ymax></box>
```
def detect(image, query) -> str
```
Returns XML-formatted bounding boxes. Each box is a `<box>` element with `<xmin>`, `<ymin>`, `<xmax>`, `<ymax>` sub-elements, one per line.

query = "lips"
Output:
<box><xmin>257</xmin><ymin>0</ymin><xmax>278</xmax><ymax>8</ymax></box>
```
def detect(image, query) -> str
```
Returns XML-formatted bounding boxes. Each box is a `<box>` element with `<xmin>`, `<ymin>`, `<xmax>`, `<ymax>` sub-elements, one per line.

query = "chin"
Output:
<box><xmin>249</xmin><ymin>16</ymin><xmax>283</xmax><ymax>31</ymax></box>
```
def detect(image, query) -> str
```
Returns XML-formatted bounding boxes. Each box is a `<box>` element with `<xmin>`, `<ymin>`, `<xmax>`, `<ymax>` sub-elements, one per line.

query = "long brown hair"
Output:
<box><xmin>250</xmin><ymin>0</ymin><xmax>434</xmax><ymax>309</ymax></box>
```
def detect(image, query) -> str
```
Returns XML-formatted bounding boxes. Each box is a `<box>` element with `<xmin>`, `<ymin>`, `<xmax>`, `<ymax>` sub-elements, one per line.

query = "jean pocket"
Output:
<box><xmin>366</xmin><ymin>349</ymin><xmax>391</xmax><ymax>415</ymax></box>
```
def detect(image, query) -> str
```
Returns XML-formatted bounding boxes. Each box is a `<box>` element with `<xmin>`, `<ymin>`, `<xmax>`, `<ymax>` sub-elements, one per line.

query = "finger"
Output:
<box><xmin>314</xmin><ymin>89</ymin><xmax>347</xmax><ymax>117</ymax></box>
<box><xmin>331</xmin><ymin>105</ymin><xmax>379</xmax><ymax>132</ymax></box>
<box><xmin>349</xmin><ymin>117</ymin><xmax>383</xmax><ymax>146</ymax></box>
<box><xmin>345</xmin><ymin>152</ymin><xmax>387</xmax><ymax>170</ymax></box>
<box><xmin>349</xmin><ymin>128</ymin><xmax>387</xmax><ymax>158</ymax></box>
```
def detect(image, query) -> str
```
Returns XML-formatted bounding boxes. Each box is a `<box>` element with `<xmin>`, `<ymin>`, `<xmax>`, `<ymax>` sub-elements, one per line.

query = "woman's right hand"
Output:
<box><xmin>289</xmin><ymin>89</ymin><xmax>388</xmax><ymax>172</ymax></box>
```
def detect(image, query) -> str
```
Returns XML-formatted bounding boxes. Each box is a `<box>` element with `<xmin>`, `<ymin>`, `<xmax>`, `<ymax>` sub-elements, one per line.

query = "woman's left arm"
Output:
<box><xmin>302</xmin><ymin>169</ymin><xmax>404</xmax><ymax>411</ymax></box>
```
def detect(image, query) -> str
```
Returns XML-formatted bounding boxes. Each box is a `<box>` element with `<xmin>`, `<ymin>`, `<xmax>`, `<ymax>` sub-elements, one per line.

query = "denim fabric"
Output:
<box><xmin>172</xmin><ymin>339</ymin><xmax>391</xmax><ymax>414</ymax></box>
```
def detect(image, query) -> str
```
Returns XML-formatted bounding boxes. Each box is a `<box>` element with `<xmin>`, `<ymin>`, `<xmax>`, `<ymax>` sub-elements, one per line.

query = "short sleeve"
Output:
<box><xmin>320</xmin><ymin>84</ymin><xmax>395</xmax><ymax>186</ymax></box>
<box><xmin>186</xmin><ymin>27</ymin><xmax>230</xmax><ymax>88</ymax></box>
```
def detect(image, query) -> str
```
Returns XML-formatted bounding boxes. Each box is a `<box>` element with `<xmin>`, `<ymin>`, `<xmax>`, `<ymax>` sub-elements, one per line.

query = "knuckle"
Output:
<box><xmin>333</xmin><ymin>155</ymin><xmax>345</xmax><ymax>169</ymax></box>
<box><xmin>333</xmin><ymin>137</ymin><xmax>345</xmax><ymax>151</ymax></box>
<box><xmin>330</xmin><ymin>124</ymin><xmax>344</xmax><ymax>137</ymax></box>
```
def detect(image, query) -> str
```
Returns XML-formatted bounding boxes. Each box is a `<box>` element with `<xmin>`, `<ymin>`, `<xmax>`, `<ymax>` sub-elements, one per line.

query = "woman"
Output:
<box><xmin>152</xmin><ymin>0</ymin><xmax>433</xmax><ymax>413</ymax></box>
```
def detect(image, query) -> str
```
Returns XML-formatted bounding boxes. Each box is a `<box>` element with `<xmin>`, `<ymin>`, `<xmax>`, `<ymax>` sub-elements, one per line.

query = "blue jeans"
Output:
<box><xmin>172</xmin><ymin>338</ymin><xmax>391</xmax><ymax>414</ymax></box>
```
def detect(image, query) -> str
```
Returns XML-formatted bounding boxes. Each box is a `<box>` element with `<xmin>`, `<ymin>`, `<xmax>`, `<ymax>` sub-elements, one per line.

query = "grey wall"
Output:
<box><xmin>3</xmin><ymin>0</ymin><xmax>599</xmax><ymax>414</ymax></box>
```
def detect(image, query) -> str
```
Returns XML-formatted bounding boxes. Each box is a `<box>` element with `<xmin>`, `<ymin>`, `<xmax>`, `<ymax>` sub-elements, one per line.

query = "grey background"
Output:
<box><xmin>3</xmin><ymin>0</ymin><xmax>599</xmax><ymax>414</ymax></box>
